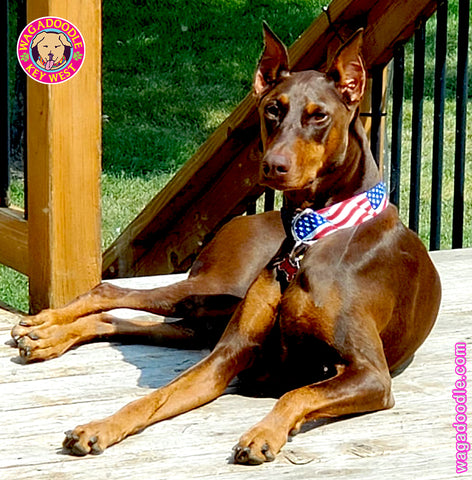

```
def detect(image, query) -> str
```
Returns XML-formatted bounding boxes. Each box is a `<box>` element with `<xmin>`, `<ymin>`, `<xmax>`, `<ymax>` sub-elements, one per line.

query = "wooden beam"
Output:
<box><xmin>103</xmin><ymin>0</ymin><xmax>438</xmax><ymax>279</ymax></box>
<box><xmin>0</xmin><ymin>208</ymin><xmax>28</xmax><ymax>275</ymax></box>
<box><xmin>27</xmin><ymin>0</ymin><xmax>101</xmax><ymax>312</ymax></box>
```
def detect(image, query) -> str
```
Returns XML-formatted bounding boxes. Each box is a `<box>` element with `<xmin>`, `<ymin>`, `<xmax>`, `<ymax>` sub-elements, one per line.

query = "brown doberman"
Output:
<box><xmin>11</xmin><ymin>26</ymin><xmax>441</xmax><ymax>465</ymax></box>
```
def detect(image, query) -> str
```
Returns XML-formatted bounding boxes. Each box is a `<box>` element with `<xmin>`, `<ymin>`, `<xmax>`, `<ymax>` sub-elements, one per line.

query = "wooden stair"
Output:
<box><xmin>102</xmin><ymin>0</ymin><xmax>438</xmax><ymax>279</ymax></box>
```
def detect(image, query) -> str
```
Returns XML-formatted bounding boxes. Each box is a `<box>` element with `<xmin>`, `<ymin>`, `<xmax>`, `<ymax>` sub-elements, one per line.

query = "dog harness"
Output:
<box><xmin>274</xmin><ymin>182</ymin><xmax>389</xmax><ymax>287</ymax></box>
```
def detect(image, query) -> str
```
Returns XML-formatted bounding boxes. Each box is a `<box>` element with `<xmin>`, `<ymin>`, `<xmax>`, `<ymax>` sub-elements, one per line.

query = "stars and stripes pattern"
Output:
<box><xmin>292</xmin><ymin>182</ymin><xmax>389</xmax><ymax>244</ymax></box>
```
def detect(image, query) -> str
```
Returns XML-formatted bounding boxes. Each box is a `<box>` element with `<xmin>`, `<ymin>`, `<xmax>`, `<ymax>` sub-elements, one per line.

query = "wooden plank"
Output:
<box><xmin>0</xmin><ymin>249</ymin><xmax>470</xmax><ymax>479</ymax></box>
<box><xmin>133</xmin><ymin>148</ymin><xmax>264</xmax><ymax>274</ymax></box>
<box><xmin>362</xmin><ymin>0</ymin><xmax>437</xmax><ymax>67</ymax></box>
<box><xmin>102</xmin><ymin>0</ymin><xmax>438</xmax><ymax>279</ymax></box>
<box><xmin>27</xmin><ymin>1</ymin><xmax>102</xmax><ymax>312</ymax></box>
<box><xmin>0</xmin><ymin>207</ymin><xmax>28</xmax><ymax>275</ymax></box>
<box><xmin>427</xmin><ymin>248</ymin><xmax>472</xmax><ymax>314</ymax></box>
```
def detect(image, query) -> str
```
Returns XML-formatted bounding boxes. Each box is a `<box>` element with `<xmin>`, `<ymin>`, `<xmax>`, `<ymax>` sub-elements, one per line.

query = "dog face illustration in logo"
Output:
<box><xmin>32</xmin><ymin>31</ymin><xmax>72</xmax><ymax>71</ymax></box>
<box><xmin>17</xmin><ymin>17</ymin><xmax>85</xmax><ymax>84</ymax></box>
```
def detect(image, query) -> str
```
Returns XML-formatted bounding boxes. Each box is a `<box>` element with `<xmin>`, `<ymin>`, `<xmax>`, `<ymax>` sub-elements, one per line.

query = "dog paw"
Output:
<box><xmin>63</xmin><ymin>423</ymin><xmax>111</xmax><ymax>456</ymax></box>
<box><xmin>12</xmin><ymin>322</ymin><xmax>38</xmax><ymax>346</ymax></box>
<box><xmin>233</xmin><ymin>424</ymin><xmax>286</xmax><ymax>465</ymax></box>
<box><xmin>11</xmin><ymin>310</ymin><xmax>53</xmax><ymax>343</ymax></box>
<box><xmin>16</xmin><ymin>335</ymin><xmax>34</xmax><ymax>360</ymax></box>
<box><xmin>13</xmin><ymin>309</ymin><xmax>56</xmax><ymax>332</ymax></box>
<box><xmin>11</xmin><ymin>316</ymin><xmax>73</xmax><ymax>362</ymax></box>
<box><xmin>233</xmin><ymin>442</ymin><xmax>276</xmax><ymax>465</ymax></box>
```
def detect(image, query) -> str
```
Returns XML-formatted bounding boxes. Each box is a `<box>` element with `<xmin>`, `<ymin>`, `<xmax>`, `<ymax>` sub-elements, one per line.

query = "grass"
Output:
<box><xmin>100</xmin><ymin>0</ymin><xmax>329</xmax><ymax>249</ymax></box>
<box><xmin>2</xmin><ymin>0</ymin><xmax>471</xmax><ymax>312</ymax></box>
<box><xmin>101</xmin><ymin>0</ymin><xmax>325</xmax><ymax>177</ymax></box>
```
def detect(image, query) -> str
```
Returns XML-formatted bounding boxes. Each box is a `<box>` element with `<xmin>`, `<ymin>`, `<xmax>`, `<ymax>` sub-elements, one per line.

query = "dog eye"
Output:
<box><xmin>314</xmin><ymin>112</ymin><xmax>327</xmax><ymax>120</ymax></box>
<box><xmin>265</xmin><ymin>102</ymin><xmax>281</xmax><ymax>120</ymax></box>
<box><xmin>305</xmin><ymin>110</ymin><xmax>328</xmax><ymax>126</ymax></box>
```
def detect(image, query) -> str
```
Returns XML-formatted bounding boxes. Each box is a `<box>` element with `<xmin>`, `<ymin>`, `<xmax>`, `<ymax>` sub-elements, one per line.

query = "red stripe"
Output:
<box><xmin>326</xmin><ymin>198</ymin><xmax>371</xmax><ymax>227</ymax></box>
<box><xmin>297</xmin><ymin>184</ymin><xmax>389</xmax><ymax>243</ymax></box>
<box><xmin>313</xmin><ymin>223</ymin><xmax>338</xmax><ymax>239</ymax></box>
<box><xmin>328</xmin><ymin>202</ymin><xmax>370</xmax><ymax>227</ymax></box>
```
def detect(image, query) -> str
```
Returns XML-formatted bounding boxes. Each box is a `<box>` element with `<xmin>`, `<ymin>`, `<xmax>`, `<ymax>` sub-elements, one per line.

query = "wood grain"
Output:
<box><xmin>0</xmin><ymin>249</ymin><xmax>470</xmax><ymax>479</ymax></box>
<box><xmin>26</xmin><ymin>0</ymin><xmax>102</xmax><ymax>312</ymax></box>
<box><xmin>0</xmin><ymin>207</ymin><xmax>28</xmax><ymax>274</ymax></box>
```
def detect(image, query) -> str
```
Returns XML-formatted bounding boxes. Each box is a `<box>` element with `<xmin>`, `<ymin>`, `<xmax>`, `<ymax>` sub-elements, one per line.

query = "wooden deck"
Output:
<box><xmin>1</xmin><ymin>249</ymin><xmax>471</xmax><ymax>479</ymax></box>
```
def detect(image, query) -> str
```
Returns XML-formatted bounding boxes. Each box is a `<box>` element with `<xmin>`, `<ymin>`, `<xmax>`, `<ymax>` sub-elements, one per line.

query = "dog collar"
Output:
<box><xmin>37</xmin><ymin>55</ymin><xmax>66</xmax><ymax>70</ymax></box>
<box><xmin>291</xmin><ymin>182</ymin><xmax>389</xmax><ymax>245</ymax></box>
<box><xmin>274</xmin><ymin>182</ymin><xmax>389</xmax><ymax>287</ymax></box>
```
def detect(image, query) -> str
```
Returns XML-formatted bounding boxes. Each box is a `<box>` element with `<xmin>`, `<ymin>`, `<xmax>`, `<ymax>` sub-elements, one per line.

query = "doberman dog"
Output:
<box><xmin>12</xmin><ymin>26</ymin><xmax>441</xmax><ymax>465</ymax></box>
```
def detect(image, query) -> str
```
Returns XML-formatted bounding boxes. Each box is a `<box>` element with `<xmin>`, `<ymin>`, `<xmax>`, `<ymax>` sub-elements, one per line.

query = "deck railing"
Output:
<box><xmin>1</xmin><ymin>0</ymin><xmax>469</xmax><ymax>310</ymax></box>
<box><xmin>2</xmin><ymin>0</ymin><xmax>102</xmax><ymax>312</ymax></box>
<box><xmin>385</xmin><ymin>0</ymin><xmax>469</xmax><ymax>250</ymax></box>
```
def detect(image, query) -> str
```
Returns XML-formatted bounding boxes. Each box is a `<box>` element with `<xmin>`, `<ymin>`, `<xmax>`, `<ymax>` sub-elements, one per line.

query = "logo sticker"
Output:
<box><xmin>17</xmin><ymin>17</ymin><xmax>85</xmax><ymax>85</ymax></box>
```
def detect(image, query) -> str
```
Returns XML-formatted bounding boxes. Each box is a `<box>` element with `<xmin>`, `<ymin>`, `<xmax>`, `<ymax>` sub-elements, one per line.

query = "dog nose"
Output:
<box><xmin>262</xmin><ymin>154</ymin><xmax>291</xmax><ymax>178</ymax></box>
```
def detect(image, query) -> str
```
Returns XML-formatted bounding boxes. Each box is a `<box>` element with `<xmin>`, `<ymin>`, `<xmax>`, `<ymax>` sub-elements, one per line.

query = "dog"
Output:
<box><xmin>32</xmin><ymin>31</ymin><xmax>72</xmax><ymax>70</ymax></box>
<box><xmin>12</xmin><ymin>25</ymin><xmax>441</xmax><ymax>465</ymax></box>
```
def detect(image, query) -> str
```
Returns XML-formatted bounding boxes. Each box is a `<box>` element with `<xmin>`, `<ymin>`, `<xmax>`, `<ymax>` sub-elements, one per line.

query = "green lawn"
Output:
<box><xmin>2</xmin><ymin>0</ymin><xmax>470</xmax><ymax>312</ymax></box>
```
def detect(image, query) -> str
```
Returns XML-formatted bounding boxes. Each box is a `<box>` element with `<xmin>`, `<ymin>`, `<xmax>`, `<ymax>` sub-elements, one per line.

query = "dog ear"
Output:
<box><xmin>254</xmin><ymin>22</ymin><xmax>290</xmax><ymax>98</ymax></box>
<box><xmin>58</xmin><ymin>33</ymin><xmax>73</xmax><ymax>48</ymax></box>
<box><xmin>32</xmin><ymin>33</ymin><xmax>46</xmax><ymax>49</ymax></box>
<box><xmin>328</xmin><ymin>29</ymin><xmax>366</xmax><ymax>105</ymax></box>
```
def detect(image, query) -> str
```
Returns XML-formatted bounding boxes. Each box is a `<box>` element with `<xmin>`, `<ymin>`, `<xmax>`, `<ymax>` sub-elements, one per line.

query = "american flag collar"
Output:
<box><xmin>273</xmin><ymin>182</ymin><xmax>389</xmax><ymax>288</ymax></box>
<box><xmin>290</xmin><ymin>182</ymin><xmax>389</xmax><ymax>247</ymax></box>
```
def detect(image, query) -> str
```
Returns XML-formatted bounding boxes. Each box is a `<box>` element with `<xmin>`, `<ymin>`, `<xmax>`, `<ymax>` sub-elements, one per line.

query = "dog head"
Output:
<box><xmin>254</xmin><ymin>24</ymin><xmax>366</xmax><ymax>194</ymax></box>
<box><xmin>32</xmin><ymin>31</ymin><xmax>72</xmax><ymax>67</ymax></box>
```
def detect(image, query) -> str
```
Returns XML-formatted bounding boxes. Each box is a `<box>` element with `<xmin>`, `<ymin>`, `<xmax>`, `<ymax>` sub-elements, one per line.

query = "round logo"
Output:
<box><xmin>17</xmin><ymin>17</ymin><xmax>85</xmax><ymax>85</ymax></box>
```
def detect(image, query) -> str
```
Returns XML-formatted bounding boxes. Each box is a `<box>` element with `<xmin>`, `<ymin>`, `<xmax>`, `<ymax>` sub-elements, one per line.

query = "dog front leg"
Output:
<box><xmin>11</xmin><ymin>276</ymin><xmax>244</xmax><ymax>362</ymax></box>
<box><xmin>12</xmin><ymin>312</ymin><xmax>206</xmax><ymax>362</ymax></box>
<box><xmin>62</xmin><ymin>347</ymin><xmax>242</xmax><ymax>456</ymax></box>
<box><xmin>233</xmin><ymin>358</ymin><xmax>393</xmax><ymax>465</ymax></box>
<box><xmin>63</xmin><ymin>268</ymin><xmax>282</xmax><ymax>456</ymax></box>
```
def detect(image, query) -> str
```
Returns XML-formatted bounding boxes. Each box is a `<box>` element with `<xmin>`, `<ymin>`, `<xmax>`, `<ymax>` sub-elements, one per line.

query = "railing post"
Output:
<box><xmin>361</xmin><ymin>66</ymin><xmax>388</xmax><ymax>173</ymax></box>
<box><xmin>264</xmin><ymin>188</ymin><xmax>275</xmax><ymax>212</ymax></box>
<box><xmin>390</xmin><ymin>45</ymin><xmax>405</xmax><ymax>209</ymax></box>
<box><xmin>370</xmin><ymin>65</ymin><xmax>385</xmax><ymax>168</ymax></box>
<box><xmin>430</xmin><ymin>0</ymin><xmax>448</xmax><ymax>251</ymax></box>
<box><xmin>409</xmin><ymin>21</ymin><xmax>426</xmax><ymax>234</ymax></box>
<box><xmin>1</xmin><ymin>1</ymin><xmax>10</xmax><ymax>207</ymax></box>
<box><xmin>452</xmin><ymin>0</ymin><xmax>470</xmax><ymax>249</ymax></box>
<box><xmin>26</xmin><ymin>0</ymin><xmax>102</xmax><ymax>312</ymax></box>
